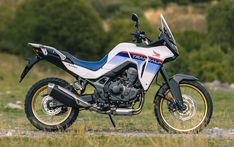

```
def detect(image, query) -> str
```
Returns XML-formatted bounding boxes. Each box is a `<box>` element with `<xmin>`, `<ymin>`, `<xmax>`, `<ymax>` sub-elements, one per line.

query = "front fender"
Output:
<box><xmin>154</xmin><ymin>74</ymin><xmax>198</xmax><ymax>110</ymax></box>
<box><xmin>171</xmin><ymin>74</ymin><xmax>198</xmax><ymax>83</ymax></box>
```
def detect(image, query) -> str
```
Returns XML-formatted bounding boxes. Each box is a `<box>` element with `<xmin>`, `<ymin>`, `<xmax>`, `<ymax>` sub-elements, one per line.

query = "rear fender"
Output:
<box><xmin>19</xmin><ymin>56</ymin><xmax>41</xmax><ymax>83</ymax></box>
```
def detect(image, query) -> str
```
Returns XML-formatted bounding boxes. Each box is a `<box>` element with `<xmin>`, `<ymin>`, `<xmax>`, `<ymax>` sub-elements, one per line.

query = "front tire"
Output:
<box><xmin>25</xmin><ymin>77</ymin><xmax>79</xmax><ymax>131</ymax></box>
<box><xmin>154</xmin><ymin>80</ymin><xmax>213</xmax><ymax>133</ymax></box>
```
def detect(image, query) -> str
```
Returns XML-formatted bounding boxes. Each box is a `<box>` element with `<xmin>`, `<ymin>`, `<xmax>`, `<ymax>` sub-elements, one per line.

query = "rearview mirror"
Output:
<box><xmin>131</xmin><ymin>13</ymin><xmax>139</xmax><ymax>28</ymax></box>
<box><xmin>132</xmin><ymin>13</ymin><xmax>139</xmax><ymax>22</ymax></box>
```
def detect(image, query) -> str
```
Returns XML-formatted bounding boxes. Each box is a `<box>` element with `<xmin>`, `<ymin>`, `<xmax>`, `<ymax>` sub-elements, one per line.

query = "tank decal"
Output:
<box><xmin>120</xmin><ymin>51</ymin><xmax>163</xmax><ymax>63</ymax></box>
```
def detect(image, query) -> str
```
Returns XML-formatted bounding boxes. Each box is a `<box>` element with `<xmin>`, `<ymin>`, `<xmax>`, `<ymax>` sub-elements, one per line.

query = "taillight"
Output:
<box><xmin>33</xmin><ymin>48</ymin><xmax>39</xmax><ymax>56</ymax></box>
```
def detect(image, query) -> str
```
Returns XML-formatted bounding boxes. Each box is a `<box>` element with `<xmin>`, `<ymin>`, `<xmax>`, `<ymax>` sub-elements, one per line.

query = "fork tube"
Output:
<box><xmin>159</xmin><ymin>66</ymin><xmax>185</xmax><ymax>111</ymax></box>
<box><xmin>159</xmin><ymin>66</ymin><xmax>170</xmax><ymax>87</ymax></box>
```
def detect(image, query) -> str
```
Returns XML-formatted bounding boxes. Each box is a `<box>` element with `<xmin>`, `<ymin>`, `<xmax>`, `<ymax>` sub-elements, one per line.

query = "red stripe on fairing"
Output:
<box><xmin>148</xmin><ymin>56</ymin><xmax>164</xmax><ymax>62</ymax></box>
<box><xmin>120</xmin><ymin>51</ymin><xmax>164</xmax><ymax>62</ymax></box>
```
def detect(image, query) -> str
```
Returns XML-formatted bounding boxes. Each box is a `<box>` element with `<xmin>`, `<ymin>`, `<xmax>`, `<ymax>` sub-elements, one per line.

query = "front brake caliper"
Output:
<box><xmin>168</xmin><ymin>101</ymin><xmax>177</xmax><ymax>112</ymax></box>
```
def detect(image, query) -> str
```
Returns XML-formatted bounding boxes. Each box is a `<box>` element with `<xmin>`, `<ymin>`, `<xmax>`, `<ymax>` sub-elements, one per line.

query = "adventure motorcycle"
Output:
<box><xmin>20</xmin><ymin>14</ymin><xmax>213</xmax><ymax>133</ymax></box>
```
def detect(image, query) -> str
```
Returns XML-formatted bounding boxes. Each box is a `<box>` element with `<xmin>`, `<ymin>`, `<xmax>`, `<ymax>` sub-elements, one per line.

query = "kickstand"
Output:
<box><xmin>108</xmin><ymin>114</ymin><xmax>116</xmax><ymax>128</ymax></box>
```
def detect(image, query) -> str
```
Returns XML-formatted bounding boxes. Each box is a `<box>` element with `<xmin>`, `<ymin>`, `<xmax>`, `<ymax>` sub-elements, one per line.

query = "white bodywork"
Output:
<box><xmin>62</xmin><ymin>43</ymin><xmax>174</xmax><ymax>90</ymax></box>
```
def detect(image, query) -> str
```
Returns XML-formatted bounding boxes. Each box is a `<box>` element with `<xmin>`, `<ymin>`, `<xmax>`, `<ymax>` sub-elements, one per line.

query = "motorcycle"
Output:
<box><xmin>20</xmin><ymin>14</ymin><xmax>213</xmax><ymax>133</ymax></box>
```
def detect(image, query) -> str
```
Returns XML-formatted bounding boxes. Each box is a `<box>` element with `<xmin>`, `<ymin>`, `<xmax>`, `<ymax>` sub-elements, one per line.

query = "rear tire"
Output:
<box><xmin>154</xmin><ymin>80</ymin><xmax>213</xmax><ymax>133</ymax></box>
<box><xmin>25</xmin><ymin>77</ymin><xmax>79</xmax><ymax>131</ymax></box>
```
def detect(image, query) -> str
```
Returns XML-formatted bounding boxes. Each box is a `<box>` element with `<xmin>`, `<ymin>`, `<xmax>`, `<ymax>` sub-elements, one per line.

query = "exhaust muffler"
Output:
<box><xmin>47</xmin><ymin>83</ymin><xmax>91</xmax><ymax>108</ymax></box>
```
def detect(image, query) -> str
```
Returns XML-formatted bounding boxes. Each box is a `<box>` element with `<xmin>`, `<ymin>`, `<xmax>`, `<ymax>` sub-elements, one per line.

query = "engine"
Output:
<box><xmin>96</xmin><ymin>67</ymin><xmax>142</xmax><ymax>109</ymax></box>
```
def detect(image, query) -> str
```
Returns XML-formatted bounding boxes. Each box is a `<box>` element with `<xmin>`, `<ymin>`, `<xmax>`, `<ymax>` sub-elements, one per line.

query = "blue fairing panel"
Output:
<box><xmin>62</xmin><ymin>51</ymin><xmax>108</xmax><ymax>71</ymax></box>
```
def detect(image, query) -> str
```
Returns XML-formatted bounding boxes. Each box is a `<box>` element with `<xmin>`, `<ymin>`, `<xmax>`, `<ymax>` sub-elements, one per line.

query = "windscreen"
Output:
<box><xmin>160</xmin><ymin>14</ymin><xmax>176</xmax><ymax>45</ymax></box>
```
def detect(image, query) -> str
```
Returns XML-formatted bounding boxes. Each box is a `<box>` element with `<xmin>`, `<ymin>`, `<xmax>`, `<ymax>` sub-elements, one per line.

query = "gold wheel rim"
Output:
<box><xmin>31</xmin><ymin>85</ymin><xmax>72</xmax><ymax>126</ymax></box>
<box><xmin>160</xmin><ymin>84</ymin><xmax>208</xmax><ymax>132</ymax></box>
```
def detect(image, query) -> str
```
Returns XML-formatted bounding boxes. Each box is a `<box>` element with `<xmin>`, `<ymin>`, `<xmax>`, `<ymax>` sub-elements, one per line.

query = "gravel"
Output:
<box><xmin>0</xmin><ymin>128</ymin><xmax>233</xmax><ymax>138</ymax></box>
<box><xmin>204</xmin><ymin>80</ymin><xmax>234</xmax><ymax>91</ymax></box>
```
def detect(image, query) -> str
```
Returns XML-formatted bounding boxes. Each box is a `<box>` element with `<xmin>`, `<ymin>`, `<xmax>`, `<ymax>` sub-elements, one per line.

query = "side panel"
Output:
<box><xmin>120</xmin><ymin>51</ymin><xmax>162</xmax><ymax>90</ymax></box>
<box><xmin>62</xmin><ymin>43</ymin><xmax>173</xmax><ymax>90</ymax></box>
<box><xmin>140</xmin><ymin>60</ymin><xmax>162</xmax><ymax>90</ymax></box>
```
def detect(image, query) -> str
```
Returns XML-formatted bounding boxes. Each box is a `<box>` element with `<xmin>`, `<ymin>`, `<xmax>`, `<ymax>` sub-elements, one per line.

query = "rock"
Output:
<box><xmin>230</xmin><ymin>83</ymin><xmax>234</xmax><ymax>90</ymax></box>
<box><xmin>6</xmin><ymin>131</ymin><xmax>13</xmax><ymax>137</ymax></box>
<box><xmin>5</xmin><ymin>103</ymin><xmax>23</xmax><ymax>110</ymax></box>
<box><xmin>211</xmin><ymin>80</ymin><xmax>221</xmax><ymax>86</ymax></box>
<box><xmin>222</xmin><ymin>83</ymin><xmax>230</xmax><ymax>89</ymax></box>
<box><xmin>16</xmin><ymin>101</ymin><xmax>22</xmax><ymax>105</ymax></box>
<box><xmin>213</xmin><ymin>127</ymin><xmax>220</xmax><ymax>130</ymax></box>
<box><xmin>204</xmin><ymin>80</ymin><xmax>232</xmax><ymax>91</ymax></box>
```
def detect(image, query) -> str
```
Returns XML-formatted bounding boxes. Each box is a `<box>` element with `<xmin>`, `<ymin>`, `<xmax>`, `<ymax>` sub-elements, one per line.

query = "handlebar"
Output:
<box><xmin>131</xmin><ymin>13</ymin><xmax>151</xmax><ymax>45</ymax></box>
<box><xmin>131</xmin><ymin>31</ymin><xmax>151</xmax><ymax>45</ymax></box>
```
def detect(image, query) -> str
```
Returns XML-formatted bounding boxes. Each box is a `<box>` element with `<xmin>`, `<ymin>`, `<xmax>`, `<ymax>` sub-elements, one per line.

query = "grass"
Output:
<box><xmin>0</xmin><ymin>135</ymin><xmax>233</xmax><ymax>147</ymax></box>
<box><xmin>0</xmin><ymin>53</ymin><xmax>233</xmax><ymax>146</ymax></box>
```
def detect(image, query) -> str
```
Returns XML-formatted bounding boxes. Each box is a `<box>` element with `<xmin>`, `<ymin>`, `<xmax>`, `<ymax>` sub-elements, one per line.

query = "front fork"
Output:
<box><xmin>159</xmin><ymin>67</ymin><xmax>186</xmax><ymax>111</ymax></box>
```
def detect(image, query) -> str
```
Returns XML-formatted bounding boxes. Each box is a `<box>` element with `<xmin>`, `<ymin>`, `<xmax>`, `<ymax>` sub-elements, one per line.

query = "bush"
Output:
<box><xmin>0</xmin><ymin>0</ymin><xmax>104</xmax><ymax>60</ymax></box>
<box><xmin>165</xmin><ymin>38</ymin><xmax>234</xmax><ymax>83</ymax></box>
<box><xmin>166</xmin><ymin>44</ymin><xmax>234</xmax><ymax>83</ymax></box>
<box><xmin>188</xmin><ymin>45</ymin><xmax>234</xmax><ymax>82</ymax></box>
<box><xmin>207</xmin><ymin>0</ymin><xmax>234</xmax><ymax>49</ymax></box>
<box><xmin>165</xmin><ymin>44</ymin><xmax>190</xmax><ymax>76</ymax></box>
<box><xmin>174</xmin><ymin>30</ymin><xmax>207</xmax><ymax>52</ymax></box>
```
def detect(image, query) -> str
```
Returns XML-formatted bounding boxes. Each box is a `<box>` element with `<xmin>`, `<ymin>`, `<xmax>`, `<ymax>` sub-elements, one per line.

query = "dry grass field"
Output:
<box><xmin>144</xmin><ymin>4</ymin><xmax>207</xmax><ymax>32</ymax></box>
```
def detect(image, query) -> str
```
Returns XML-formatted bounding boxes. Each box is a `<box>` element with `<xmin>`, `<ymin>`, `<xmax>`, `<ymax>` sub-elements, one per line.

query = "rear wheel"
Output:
<box><xmin>25</xmin><ymin>77</ymin><xmax>79</xmax><ymax>131</ymax></box>
<box><xmin>154</xmin><ymin>80</ymin><xmax>213</xmax><ymax>133</ymax></box>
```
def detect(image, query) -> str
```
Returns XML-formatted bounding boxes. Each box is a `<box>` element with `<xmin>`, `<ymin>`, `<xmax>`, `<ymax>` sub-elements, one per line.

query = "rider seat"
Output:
<box><xmin>62</xmin><ymin>51</ymin><xmax>108</xmax><ymax>71</ymax></box>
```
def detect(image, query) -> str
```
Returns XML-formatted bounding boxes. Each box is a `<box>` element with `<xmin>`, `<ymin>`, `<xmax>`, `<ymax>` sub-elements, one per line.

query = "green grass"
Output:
<box><xmin>0</xmin><ymin>53</ymin><xmax>233</xmax><ymax>146</ymax></box>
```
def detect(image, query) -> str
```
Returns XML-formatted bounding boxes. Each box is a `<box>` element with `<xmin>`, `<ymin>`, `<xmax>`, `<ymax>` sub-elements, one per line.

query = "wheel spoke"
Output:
<box><xmin>159</xmin><ymin>83</ymin><xmax>209</xmax><ymax>132</ymax></box>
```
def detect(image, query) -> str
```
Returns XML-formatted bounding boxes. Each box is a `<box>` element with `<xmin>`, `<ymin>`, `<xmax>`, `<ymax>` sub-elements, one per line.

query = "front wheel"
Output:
<box><xmin>154</xmin><ymin>80</ymin><xmax>213</xmax><ymax>133</ymax></box>
<box><xmin>25</xmin><ymin>77</ymin><xmax>79</xmax><ymax>131</ymax></box>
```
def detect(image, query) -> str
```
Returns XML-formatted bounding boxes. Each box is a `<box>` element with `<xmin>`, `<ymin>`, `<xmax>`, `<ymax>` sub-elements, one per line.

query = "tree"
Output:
<box><xmin>0</xmin><ymin>0</ymin><xmax>104</xmax><ymax>60</ymax></box>
<box><xmin>161</xmin><ymin>0</ymin><xmax>211</xmax><ymax>5</ymax></box>
<box><xmin>0</xmin><ymin>0</ymin><xmax>23</xmax><ymax>32</ymax></box>
<box><xmin>104</xmin><ymin>18</ymin><xmax>156</xmax><ymax>52</ymax></box>
<box><xmin>103</xmin><ymin>5</ymin><xmax>156</xmax><ymax>53</ymax></box>
<box><xmin>207</xmin><ymin>0</ymin><xmax>234</xmax><ymax>49</ymax></box>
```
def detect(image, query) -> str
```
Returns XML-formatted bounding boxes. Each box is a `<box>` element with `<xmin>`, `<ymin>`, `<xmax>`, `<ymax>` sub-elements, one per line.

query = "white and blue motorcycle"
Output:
<box><xmin>20</xmin><ymin>14</ymin><xmax>213</xmax><ymax>133</ymax></box>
